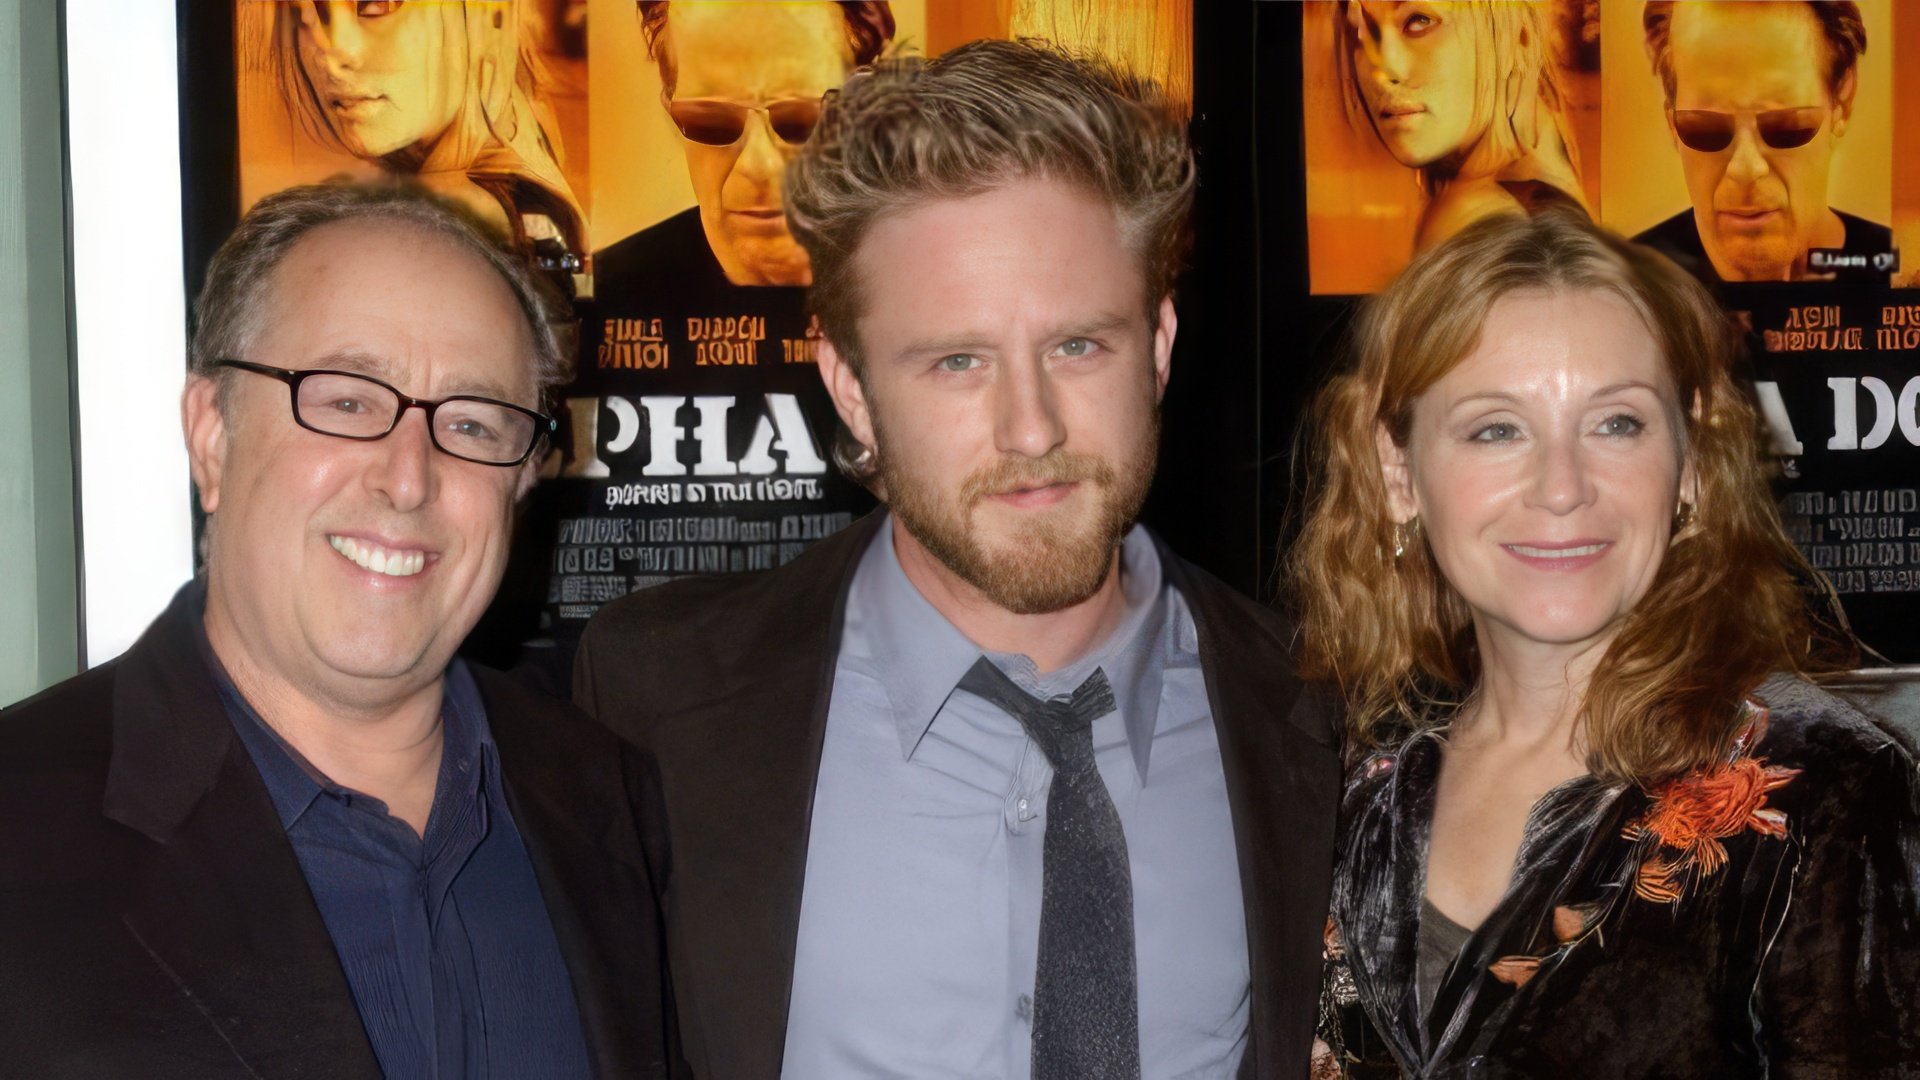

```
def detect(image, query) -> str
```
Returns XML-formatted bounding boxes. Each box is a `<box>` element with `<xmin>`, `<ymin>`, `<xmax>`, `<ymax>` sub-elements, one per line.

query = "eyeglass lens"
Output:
<box><xmin>295</xmin><ymin>372</ymin><xmax>537</xmax><ymax>465</ymax></box>
<box><xmin>668</xmin><ymin>98</ymin><xmax>823</xmax><ymax>147</ymax></box>
<box><xmin>1671</xmin><ymin>107</ymin><xmax>1825</xmax><ymax>153</ymax></box>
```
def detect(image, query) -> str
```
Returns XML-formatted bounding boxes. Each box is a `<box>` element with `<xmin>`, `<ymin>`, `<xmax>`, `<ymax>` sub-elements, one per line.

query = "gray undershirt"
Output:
<box><xmin>1416</xmin><ymin>897</ymin><xmax>1475</xmax><ymax>1022</ymax></box>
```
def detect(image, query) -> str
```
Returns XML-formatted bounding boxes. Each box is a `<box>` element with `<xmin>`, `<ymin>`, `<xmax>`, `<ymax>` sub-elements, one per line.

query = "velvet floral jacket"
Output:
<box><xmin>1314</xmin><ymin>675</ymin><xmax>1920</xmax><ymax>1079</ymax></box>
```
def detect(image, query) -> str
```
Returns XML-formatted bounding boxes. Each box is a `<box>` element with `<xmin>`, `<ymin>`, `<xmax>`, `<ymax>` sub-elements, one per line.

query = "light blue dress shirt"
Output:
<box><xmin>783</xmin><ymin>518</ymin><xmax>1250</xmax><ymax>1079</ymax></box>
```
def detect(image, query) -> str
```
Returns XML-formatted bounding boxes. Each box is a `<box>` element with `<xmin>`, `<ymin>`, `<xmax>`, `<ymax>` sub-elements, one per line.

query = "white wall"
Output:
<box><xmin>64</xmin><ymin>0</ymin><xmax>194</xmax><ymax>668</ymax></box>
<box><xmin>0</xmin><ymin>0</ymin><xmax>77</xmax><ymax>704</ymax></box>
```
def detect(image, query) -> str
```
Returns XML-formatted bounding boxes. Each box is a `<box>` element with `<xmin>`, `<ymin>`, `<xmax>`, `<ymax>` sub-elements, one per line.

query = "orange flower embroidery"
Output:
<box><xmin>1621</xmin><ymin>702</ymin><xmax>1798</xmax><ymax>904</ymax></box>
<box><xmin>1552</xmin><ymin>900</ymin><xmax>1604</xmax><ymax>945</ymax></box>
<box><xmin>1488</xmin><ymin>955</ymin><xmax>1542</xmax><ymax>987</ymax></box>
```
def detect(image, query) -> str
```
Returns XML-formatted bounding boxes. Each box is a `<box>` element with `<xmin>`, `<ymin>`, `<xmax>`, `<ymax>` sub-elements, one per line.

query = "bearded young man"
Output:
<box><xmin>573</xmin><ymin>40</ymin><xmax>1340</xmax><ymax>1080</ymax></box>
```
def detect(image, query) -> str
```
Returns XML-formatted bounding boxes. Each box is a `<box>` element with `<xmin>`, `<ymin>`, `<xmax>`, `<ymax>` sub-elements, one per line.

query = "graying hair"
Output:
<box><xmin>191</xmin><ymin>183</ymin><xmax>571</xmax><ymax>406</ymax></box>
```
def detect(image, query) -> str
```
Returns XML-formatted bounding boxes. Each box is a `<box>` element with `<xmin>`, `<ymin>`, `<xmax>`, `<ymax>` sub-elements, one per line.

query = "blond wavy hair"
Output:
<box><xmin>1289</xmin><ymin>209</ymin><xmax>1854</xmax><ymax>783</ymax></box>
<box><xmin>784</xmin><ymin>37</ymin><xmax>1194</xmax><ymax>366</ymax></box>
<box><xmin>1332</xmin><ymin>0</ymin><xmax>1584</xmax><ymax>198</ymax></box>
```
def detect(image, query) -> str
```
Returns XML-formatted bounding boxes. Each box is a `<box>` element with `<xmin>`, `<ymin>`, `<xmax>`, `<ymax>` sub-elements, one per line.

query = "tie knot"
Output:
<box><xmin>957</xmin><ymin>658</ymin><xmax>1116</xmax><ymax>764</ymax></box>
<box><xmin>1061</xmin><ymin>670</ymin><xmax>1118</xmax><ymax>729</ymax></box>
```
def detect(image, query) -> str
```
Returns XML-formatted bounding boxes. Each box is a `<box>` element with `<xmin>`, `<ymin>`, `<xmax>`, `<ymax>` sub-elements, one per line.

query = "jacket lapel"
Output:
<box><xmin>1160</xmin><ymin>549</ymin><xmax>1342</xmax><ymax>1080</ymax></box>
<box><xmin>105</xmin><ymin>588</ymin><xmax>380</xmax><ymax>1080</ymax></box>
<box><xmin>666</xmin><ymin>512</ymin><xmax>880</xmax><ymax>1077</ymax></box>
<box><xmin>479</xmin><ymin>667</ymin><xmax>673</xmax><ymax>1078</ymax></box>
<box><xmin>1426</xmin><ymin>777</ymin><xmax>1635</xmax><ymax>1064</ymax></box>
<box><xmin>1330</xmin><ymin>733</ymin><xmax>1440</xmax><ymax>1072</ymax></box>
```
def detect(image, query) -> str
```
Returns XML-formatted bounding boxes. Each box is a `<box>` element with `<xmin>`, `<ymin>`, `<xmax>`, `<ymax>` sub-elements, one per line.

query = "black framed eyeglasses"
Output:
<box><xmin>215</xmin><ymin>359</ymin><xmax>557</xmax><ymax>467</ymax></box>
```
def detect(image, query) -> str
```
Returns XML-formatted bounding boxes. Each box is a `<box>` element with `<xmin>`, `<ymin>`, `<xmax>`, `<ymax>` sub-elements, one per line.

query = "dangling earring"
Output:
<box><xmin>1392</xmin><ymin>518</ymin><xmax>1418</xmax><ymax>561</ymax></box>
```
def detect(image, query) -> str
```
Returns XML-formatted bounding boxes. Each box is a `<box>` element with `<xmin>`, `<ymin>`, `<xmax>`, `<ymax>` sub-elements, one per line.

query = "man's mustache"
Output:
<box><xmin>958</xmin><ymin>452</ymin><xmax>1114</xmax><ymax>506</ymax></box>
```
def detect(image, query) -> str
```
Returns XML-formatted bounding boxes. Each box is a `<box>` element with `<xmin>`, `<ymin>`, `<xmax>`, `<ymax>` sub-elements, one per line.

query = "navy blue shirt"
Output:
<box><xmin>199</xmin><ymin>614</ymin><xmax>592</xmax><ymax>1079</ymax></box>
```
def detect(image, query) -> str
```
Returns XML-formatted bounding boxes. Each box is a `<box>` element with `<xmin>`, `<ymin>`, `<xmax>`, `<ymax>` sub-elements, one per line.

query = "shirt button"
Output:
<box><xmin>1016</xmin><ymin>994</ymin><xmax>1033</xmax><ymax>1022</ymax></box>
<box><xmin>1016</xmin><ymin>797</ymin><xmax>1036</xmax><ymax>821</ymax></box>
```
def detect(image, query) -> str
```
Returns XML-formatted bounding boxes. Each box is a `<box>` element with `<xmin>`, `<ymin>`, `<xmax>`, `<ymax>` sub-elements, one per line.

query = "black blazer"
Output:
<box><xmin>0</xmin><ymin>585</ymin><xmax>676</xmax><ymax>1079</ymax></box>
<box><xmin>574</xmin><ymin>513</ymin><xmax>1343</xmax><ymax>1079</ymax></box>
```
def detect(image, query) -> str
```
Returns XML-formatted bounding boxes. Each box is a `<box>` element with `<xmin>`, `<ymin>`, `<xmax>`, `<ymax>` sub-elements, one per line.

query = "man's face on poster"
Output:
<box><xmin>658</xmin><ymin>2</ymin><xmax>851</xmax><ymax>287</ymax></box>
<box><xmin>1665</xmin><ymin>3</ymin><xmax>1853</xmax><ymax>282</ymax></box>
<box><xmin>295</xmin><ymin>1</ymin><xmax>465</xmax><ymax>160</ymax></box>
<box><xmin>1346</xmin><ymin>1</ymin><xmax>1485</xmax><ymax>169</ymax></box>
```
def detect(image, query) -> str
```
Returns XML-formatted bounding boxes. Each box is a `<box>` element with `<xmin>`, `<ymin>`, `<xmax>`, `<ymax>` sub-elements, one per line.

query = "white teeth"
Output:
<box><xmin>328</xmin><ymin>535</ymin><xmax>427</xmax><ymax>577</ymax></box>
<box><xmin>1509</xmin><ymin>543</ymin><xmax>1607</xmax><ymax>559</ymax></box>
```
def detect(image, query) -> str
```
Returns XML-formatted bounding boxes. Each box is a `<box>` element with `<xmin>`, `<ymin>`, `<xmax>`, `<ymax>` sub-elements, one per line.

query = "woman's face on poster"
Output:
<box><xmin>295</xmin><ymin>1</ymin><xmax>465</xmax><ymax>160</ymax></box>
<box><xmin>1346</xmin><ymin>1</ymin><xmax>1483</xmax><ymax>169</ymax></box>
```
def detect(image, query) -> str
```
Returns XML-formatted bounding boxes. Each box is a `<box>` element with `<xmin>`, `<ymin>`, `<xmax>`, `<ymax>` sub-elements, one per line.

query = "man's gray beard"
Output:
<box><xmin>877</xmin><ymin>414</ymin><xmax>1160</xmax><ymax>616</ymax></box>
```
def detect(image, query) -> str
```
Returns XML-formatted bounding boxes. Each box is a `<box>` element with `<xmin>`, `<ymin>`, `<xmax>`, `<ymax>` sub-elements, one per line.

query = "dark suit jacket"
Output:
<box><xmin>0</xmin><ymin>584</ymin><xmax>676</xmax><ymax>1079</ymax></box>
<box><xmin>574</xmin><ymin>513</ymin><xmax>1343</xmax><ymax>1079</ymax></box>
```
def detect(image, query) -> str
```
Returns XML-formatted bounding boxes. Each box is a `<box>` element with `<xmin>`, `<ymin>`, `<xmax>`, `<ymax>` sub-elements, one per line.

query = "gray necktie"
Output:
<box><xmin>957</xmin><ymin>657</ymin><xmax>1140</xmax><ymax>1080</ymax></box>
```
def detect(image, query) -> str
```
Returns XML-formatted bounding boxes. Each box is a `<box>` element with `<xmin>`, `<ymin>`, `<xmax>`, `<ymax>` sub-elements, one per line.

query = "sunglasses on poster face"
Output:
<box><xmin>1669</xmin><ymin>107</ymin><xmax>1827</xmax><ymax>153</ymax></box>
<box><xmin>667</xmin><ymin>98</ymin><xmax>823</xmax><ymax>147</ymax></box>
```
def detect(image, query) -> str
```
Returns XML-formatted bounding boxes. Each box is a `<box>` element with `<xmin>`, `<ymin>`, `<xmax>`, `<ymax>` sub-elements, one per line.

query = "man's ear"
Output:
<box><xmin>182</xmin><ymin>375</ymin><xmax>229</xmax><ymax>515</ymax></box>
<box><xmin>1833</xmin><ymin>66</ymin><xmax>1858</xmax><ymax>133</ymax></box>
<box><xmin>817</xmin><ymin>331</ymin><xmax>875</xmax><ymax>451</ymax></box>
<box><xmin>1375</xmin><ymin>420</ymin><xmax>1420</xmax><ymax>523</ymax></box>
<box><xmin>1151</xmin><ymin>295</ymin><xmax>1177</xmax><ymax>403</ymax></box>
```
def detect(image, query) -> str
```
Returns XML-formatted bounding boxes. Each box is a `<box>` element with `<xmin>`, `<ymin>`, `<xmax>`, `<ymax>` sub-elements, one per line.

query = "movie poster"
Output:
<box><xmin>1603</xmin><ymin>0</ymin><xmax>1914</xmax><ymax>663</ymax></box>
<box><xmin>236</xmin><ymin>1</ymin><xmax>592</xmax><ymax>273</ymax></box>
<box><xmin>1301</xmin><ymin>0</ymin><xmax>1916</xmax><ymax>662</ymax></box>
<box><xmin>1598</xmin><ymin>0</ymin><xmax>1893</xmax><ymax>284</ymax></box>
<box><xmin>229</xmin><ymin>0</ymin><xmax>1193</xmax><ymax>655</ymax></box>
<box><xmin>1896</xmin><ymin>1</ymin><xmax>1920</xmax><ymax>289</ymax></box>
<box><xmin>1302</xmin><ymin>1</ymin><xmax>1602</xmax><ymax>295</ymax></box>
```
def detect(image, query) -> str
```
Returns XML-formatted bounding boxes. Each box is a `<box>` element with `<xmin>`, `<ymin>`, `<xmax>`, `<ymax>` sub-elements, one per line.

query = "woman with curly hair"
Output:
<box><xmin>1291</xmin><ymin>208</ymin><xmax>1918</xmax><ymax>1077</ymax></box>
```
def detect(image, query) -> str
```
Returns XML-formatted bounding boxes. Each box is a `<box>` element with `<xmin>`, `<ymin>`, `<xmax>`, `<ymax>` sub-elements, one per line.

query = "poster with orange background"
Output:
<box><xmin>1598</xmin><ymin>0</ymin><xmax>1893</xmax><ymax>284</ymax></box>
<box><xmin>236</xmin><ymin>1</ymin><xmax>591</xmax><ymax>272</ymax></box>
<box><xmin>230</xmin><ymin>0</ymin><xmax>1195</xmax><ymax>639</ymax></box>
<box><xmin>1894</xmin><ymin>1</ymin><xmax>1919</xmax><ymax>287</ymax></box>
<box><xmin>1303</xmin><ymin>1</ymin><xmax>1601</xmax><ymax>296</ymax></box>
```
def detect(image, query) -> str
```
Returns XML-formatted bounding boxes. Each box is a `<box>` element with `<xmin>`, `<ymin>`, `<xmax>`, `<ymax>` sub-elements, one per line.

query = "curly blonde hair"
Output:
<box><xmin>1289</xmin><ymin>209</ymin><xmax>1854</xmax><ymax>783</ymax></box>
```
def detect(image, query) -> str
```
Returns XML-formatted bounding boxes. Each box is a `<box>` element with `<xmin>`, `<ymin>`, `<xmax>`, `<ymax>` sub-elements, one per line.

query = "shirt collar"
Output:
<box><xmin>187</xmin><ymin>580</ymin><xmax>321</xmax><ymax>829</ymax></box>
<box><xmin>190</xmin><ymin>578</ymin><xmax>493</xmax><ymax>832</ymax></box>
<box><xmin>848</xmin><ymin>515</ymin><xmax>1170</xmax><ymax>781</ymax></box>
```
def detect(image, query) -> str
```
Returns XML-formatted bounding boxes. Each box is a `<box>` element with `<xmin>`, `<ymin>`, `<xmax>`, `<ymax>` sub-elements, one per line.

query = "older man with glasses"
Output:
<box><xmin>0</xmin><ymin>185</ymin><xmax>677</xmax><ymax>1079</ymax></box>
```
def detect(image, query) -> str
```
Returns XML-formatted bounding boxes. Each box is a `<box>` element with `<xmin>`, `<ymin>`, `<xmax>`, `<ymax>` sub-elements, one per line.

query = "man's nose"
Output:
<box><xmin>364</xmin><ymin>407</ymin><xmax>438</xmax><ymax>513</ymax></box>
<box><xmin>993</xmin><ymin>358</ymin><xmax>1068</xmax><ymax>460</ymax></box>
<box><xmin>731</xmin><ymin>113</ymin><xmax>786</xmax><ymax>187</ymax></box>
<box><xmin>1723</xmin><ymin>124</ymin><xmax>1773</xmax><ymax>186</ymax></box>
